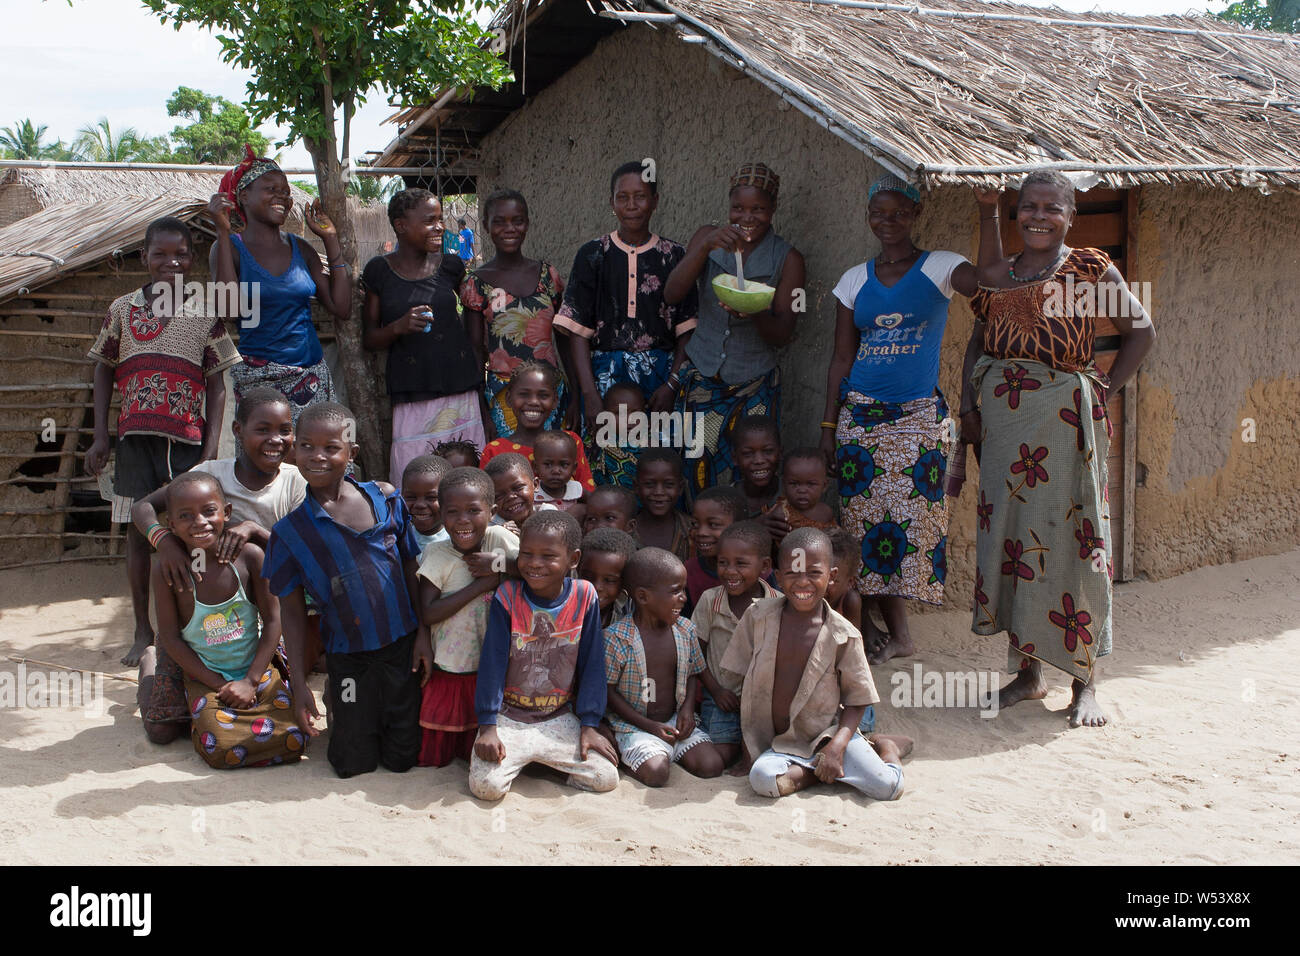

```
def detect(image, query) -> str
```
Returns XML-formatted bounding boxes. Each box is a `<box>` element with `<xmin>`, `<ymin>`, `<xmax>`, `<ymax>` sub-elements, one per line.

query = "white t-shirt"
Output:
<box><xmin>832</xmin><ymin>250</ymin><xmax>967</xmax><ymax>309</ymax></box>
<box><xmin>189</xmin><ymin>459</ymin><xmax>308</xmax><ymax>531</ymax></box>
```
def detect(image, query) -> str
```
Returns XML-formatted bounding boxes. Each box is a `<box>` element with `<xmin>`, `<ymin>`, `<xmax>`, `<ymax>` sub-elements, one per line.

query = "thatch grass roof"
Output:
<box><xmin>0</xmin><ymin>166</ymin><xmax>316</xmax><ymax>301</ymax></box>
<box><xmin>376</xmin><ymin>0</ymin><xmax>1300</xmax><ymax>192</ymax></box>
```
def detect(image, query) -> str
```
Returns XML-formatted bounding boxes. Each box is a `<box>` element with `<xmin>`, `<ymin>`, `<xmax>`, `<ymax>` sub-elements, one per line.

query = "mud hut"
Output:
<box><xmin>373</xmin><ymin>0</ymin><xmax>1300</xmax><ymax>596</ymax></box>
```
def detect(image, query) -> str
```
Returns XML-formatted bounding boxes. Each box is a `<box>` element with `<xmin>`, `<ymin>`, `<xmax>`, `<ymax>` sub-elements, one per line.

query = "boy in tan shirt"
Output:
<box><xmin>721</xmin><ymin>527</ymin><xmax>910</xmax><ymax>799</ymax></box>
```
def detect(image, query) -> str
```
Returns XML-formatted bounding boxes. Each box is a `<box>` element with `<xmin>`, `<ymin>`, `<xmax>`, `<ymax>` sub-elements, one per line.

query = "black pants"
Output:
<box><xmin>326</xmin><ymin>631</ymin><xmax>420</xmax><ymax>778</ymax></box>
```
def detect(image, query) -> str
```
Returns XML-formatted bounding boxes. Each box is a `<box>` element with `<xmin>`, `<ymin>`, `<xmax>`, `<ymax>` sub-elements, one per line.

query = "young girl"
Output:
<box><xmin>210</xmin><ymin>147</ymin><xmax>350</xmax><ymax>418</ymax></box>
<box><xmin>478</xmin><ymin>360</ymin><xmax>595</xmax><ymax>491</ymax></box>
<box><xmin>433</xmin><ymin>440</ymin><xmax>480</xmax><ymax>469</ymax></box>
<box><xmin>153</xmin><ymin>472</ymin><xmax>304</xmax><ymax>769</ymax></box>
<box><xmin>362</xmin><ymin>188</ymin><xmax>486</xmax><ymax>486</ymax></box>
<box><xmin>460</xmin><ymin>189</ymin><xmax>571</xmax><ymax>438</ymax></box>
<box><xmin>130</xmin><ymin>387</ymin><xmax>308</xmax><ymax>745</ymax></box>
<box><xmin>554</xmin><ymin>161</ymin><xmax>697</xmax><ymax>434</ymax></box>
<box><xmin>416</xmin><ymin>467</ymin><xmax>520</xmax><ymax>766</ymax></box>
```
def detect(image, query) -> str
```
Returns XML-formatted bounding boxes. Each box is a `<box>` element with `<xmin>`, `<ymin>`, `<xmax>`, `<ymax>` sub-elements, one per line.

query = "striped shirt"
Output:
<box><xmin>603</xmin><ymin>616</ymin><xmax>705</xmax><ymax>735</ymax></box>
<box><xmin>265</xmin><ymin>477</ymin><xmax>421</xmax><ymax>654</ymax></box>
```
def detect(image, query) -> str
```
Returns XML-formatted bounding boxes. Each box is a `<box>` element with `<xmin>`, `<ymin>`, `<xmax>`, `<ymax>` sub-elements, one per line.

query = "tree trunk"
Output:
<box><xmin>304</xmin><ymin>138</ymin><xmax>386</xmax><ymax>480</ymax></box>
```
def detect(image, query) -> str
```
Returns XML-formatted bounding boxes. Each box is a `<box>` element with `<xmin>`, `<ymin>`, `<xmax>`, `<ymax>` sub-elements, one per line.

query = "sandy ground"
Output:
<box><xmin>2</xmin><ymin>550</ymin><xmax>1297</xmax><ymax>866</ymax></box>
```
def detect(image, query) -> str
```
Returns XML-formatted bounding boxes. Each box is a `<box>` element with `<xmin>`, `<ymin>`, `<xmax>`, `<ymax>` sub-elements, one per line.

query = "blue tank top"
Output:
<box><xmin>231</xmin><ymin>233</ymin><xmax>323</xmax><ymax>367</ymax></box>
<box><xmin>180</xmin><ymin>567</ymin><xmax>261</xmax><ymax>682</ymax></box>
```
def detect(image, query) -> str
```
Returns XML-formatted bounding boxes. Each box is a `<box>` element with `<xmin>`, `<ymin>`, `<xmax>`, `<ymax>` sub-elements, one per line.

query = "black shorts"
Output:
<box><xmin>325</xmin><ymin>630</ymin><xmax>421</xmax><ymax>778</ymax></box>
<box><xmin>113</xmin><ymin>434</ymin><xmax>204</xmax><ymax>502</ymax></box>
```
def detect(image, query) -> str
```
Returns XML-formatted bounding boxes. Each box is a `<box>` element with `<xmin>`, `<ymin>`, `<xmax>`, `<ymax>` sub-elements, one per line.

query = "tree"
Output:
<box><xmin>71</xmin><ymin>118</ymin><xmax>169</xmax><ymax>162</ymax></box>
<box><xmin>140</xmin><ymin>0</ymin><xmax>511</xmax><ymax>478</ymax></box>
<box><xmin>0</xmin><ymin>119</ymin><xmax>70</xmax><ymax>159</ymax></box>
<box><xmin>1217</xmin><ymin>0</ymin><xmax>1300</xmax><ymax>32</ymax></box>
<box><xmin>165</xmin><ymin>86</ymin><xmax>271</xmax><ymax>164</ymax></box>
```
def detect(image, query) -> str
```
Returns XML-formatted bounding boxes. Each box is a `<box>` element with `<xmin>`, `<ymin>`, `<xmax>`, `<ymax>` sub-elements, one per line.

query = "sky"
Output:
<box><xmin>3</xmin><ymin>0</ymin><xmax>1234</xmax><ymax>180</ymax></box>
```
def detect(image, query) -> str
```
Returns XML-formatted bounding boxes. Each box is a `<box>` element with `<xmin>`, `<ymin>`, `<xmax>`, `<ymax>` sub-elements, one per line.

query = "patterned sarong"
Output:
<box><xmin>231</xmin><ymin>353</ymin><xmax>334</xmax><ymax>423</ymax></box>
<box><xmin>970</xmin><ymin>356</ymin><xmax>1112</xmax><ymax>681</ymax></box>
<box><xmin>389</xmin><ymin>391</ymin><xmax>486</xmax><ymax>487</ymax></box>
<box><xmin>184</xmin><ymin>658</ymin><xmax>306</xmax><ymax>768</ymax></box>
<box><xmin>675</xmin><ymin>361</ymin><xmax>780</xmax><ymax>501</ymax></box>
<box><xmin>835</xmin><ymin>385</ymin><xmax>952</xmax><ymax>605</ymax></box>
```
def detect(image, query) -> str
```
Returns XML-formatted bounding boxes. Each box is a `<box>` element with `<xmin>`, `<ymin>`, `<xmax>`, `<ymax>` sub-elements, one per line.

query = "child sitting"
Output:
<box><xmin>634</xmin><ymin>449</ymin><xmax>694</xmax><ymax>562</ymax></box>
<box><xmin>579</xmin><ymin>527</ymin><xmax>638</xmax><ymax>627</ymax></box>
<box><xmin>769</xmin><ymin>447</ymin><xmax>837</xmax><ymax>542</ymax></box>
<box><xmin>130</xmin><ymin>386</ymin><xmax>306</xmax><ymax>745</ymax></box>
<box><xmin>692</xmin><ymin>521</ymin><xmax>776</xmax><ymax>767</ymax></box>
<box><xmin>416</xmin><ymin>467</ymin><xmax>520</xmax><ymax>766</ymax></box>
<box><xmin>591</xmin><ymin>382</ymin><xmax>645</xmax><ymax>490</ymax></box>
<box><xmin>485</xmin><ymin>452</ymin><xmax>554</xmax><ymax>533</ymax></box>
<box><xmin>685</xmin><ymin>485</ymin><xmax>749</xmax><ymax>615</ymax></box>
<box><xmin>153</xmin><ymin>473</ymin><xmax>303</xmax><ymax>768</ymax></box>
<box><xmin>583</xmin><ymin>485</ymin><xmax>639</xmax><ymax>537</ymax></box>
<box><xmin>605</xmin><ymin>547</ymin><xmax>724</xmax><ymax>786</ymax></box>
<box><xmin>721</xmin><ymin>527</ymin><xmax>909</xmax><ymax>799</ymax></box>
<box><xmin>85</xmin><ymin>215</ymin><xmax>241</xmax><ymax>666</ymax></box>
<box><xmin>434</xmin><ymin>439</ymin><xmax>480</xmax><ymax>469</ymax></box>
<box><xmin>402</xmin><ymin>454</ymin><xmax>453</xmax><ymax>552</ymax></box>
<box><xmin>479</xmin><ymin>360</ymin><xmax>595</xmax><ymax>491</ymax></box>
<box><xmin>470</xmin><ymin>510</ymin><xmax>619</xmax><ymax>800</ymax></box>
<box><xmin>532</xmin><ymin>429</ymin><xmax>587</xmax><ymax>524</ymax></box>
<box><xmin>265</xmin><ymin>402</ymin><xmax>433</xmax><ymax>778</ymax></box>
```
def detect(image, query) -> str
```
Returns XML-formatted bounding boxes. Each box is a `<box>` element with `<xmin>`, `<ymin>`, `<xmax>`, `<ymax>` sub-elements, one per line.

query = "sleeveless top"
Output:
<box><xmin>181</xmin><ymin>567</ymin><xmax>262</xmax><ymax>682</ymax></box>
<box><xmin>231</xmin><ymin>233</ymin><xmax>323</xmax><ymax>367</ymax></box>
<box><xmin>685</xmin><ymin>229</ymin><xmax>792</xmax><ymax>383</ymax></box>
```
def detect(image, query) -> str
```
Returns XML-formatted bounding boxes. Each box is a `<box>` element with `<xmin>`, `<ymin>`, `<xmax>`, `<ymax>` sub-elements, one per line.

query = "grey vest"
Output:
<box><xmin>685</xmin><ymin>229</ymin><xmax>792</xmax><ymax>384</ymax></box>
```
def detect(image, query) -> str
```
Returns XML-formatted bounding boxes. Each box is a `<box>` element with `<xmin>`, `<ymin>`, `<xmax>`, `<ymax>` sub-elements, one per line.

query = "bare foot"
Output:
<box><xmin>868</xmin><ymin>630</ymin><xmax>915</xmax><ymax>665</ymax></box>
<box><xmin>726</xmin><ymin>761</ymin><xmax>751</xmax><ymax>778</ymax></box>
<box><xmin>868</xmin><ymin>733</ymin><xmax>914</xmax><ymax>762</ymax></box>
<box><xmin>998</xmin><ymin>663</ymin><xmax>1048</xmax><ymax>710</ymax></box>
<box><xmin>862</xmin><ymin>613</ymin><xmax>890</xmax><ymax>658</ymax></box>
<box><xmin>121</xmin><ymin>626</ymin><xmax>154</xmax><ymax>667</ymax></box>
<box><xmin>1069</xmin><ymin>678</ymin><xmax>1107</xmax><ymax>727</ymax></box>
<box><xmin>775</xmin><ymin>764</ymin><xmax>817</xmax><ymax>796</ymax></box>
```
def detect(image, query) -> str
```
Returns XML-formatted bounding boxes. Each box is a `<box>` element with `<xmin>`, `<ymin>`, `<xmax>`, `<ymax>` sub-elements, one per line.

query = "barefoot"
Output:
<box><xmin>998</xmin><ymin>663</ymin><xmax>1048</xmax><ymax>710</ymax></box>
<box><xmin>863</xmin><ymin>615</ymin><xmax>890</xmax><ymax>658</ymax></box>
<box><xmin>121</xmin><ymin>625</ymin><xmax>154</xmax><ymax>667</ymax></box>
<box><xmin>775</xmin><ymin>763</ymin><xmax>818</xmax><ymax>796</ymax></box>
<box><xmin>868</xmin><ymin>630</ymin><xmax>915</xmax><ymax>665</ymax></box>
<box><xmin>868</xmin><ymin>733</ymin><xmax>914</xmax><ymax>762</ymax></box>
<box><xmin>1069</xmin><ymin>678</ymin><xmax>1107</xmax><ymax>727</ymax></box>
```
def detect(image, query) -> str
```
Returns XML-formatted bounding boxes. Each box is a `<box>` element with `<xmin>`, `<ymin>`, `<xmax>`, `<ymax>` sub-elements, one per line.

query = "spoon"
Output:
<box><xmin>734</xmin><ymin>249</ymin><xmax>746</xmax><ymax>291</ymax></box>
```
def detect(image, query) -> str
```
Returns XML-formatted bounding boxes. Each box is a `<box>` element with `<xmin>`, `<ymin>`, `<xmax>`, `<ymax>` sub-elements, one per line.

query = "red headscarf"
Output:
<box><xmin>218</xmin><ymin>144</ymin><xmax>280</xmax><ymax>208</ymax></box>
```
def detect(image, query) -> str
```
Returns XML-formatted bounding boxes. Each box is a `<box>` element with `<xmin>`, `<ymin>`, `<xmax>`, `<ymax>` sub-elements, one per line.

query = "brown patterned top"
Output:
<box><xmin>971</xmin><ymin>248</ymin><xmax>1113</xmax><ymax>374</ymax></box>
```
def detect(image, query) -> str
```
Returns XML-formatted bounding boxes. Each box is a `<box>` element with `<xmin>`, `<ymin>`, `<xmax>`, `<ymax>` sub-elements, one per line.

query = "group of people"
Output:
<box><xmin>81</xmin><ymin>148</ymin><xmax>1153</xmax><ymax>801</ymax></box>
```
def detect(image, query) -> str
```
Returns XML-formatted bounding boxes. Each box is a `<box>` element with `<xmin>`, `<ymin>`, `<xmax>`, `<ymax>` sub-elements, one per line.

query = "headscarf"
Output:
<box><xmin>730</xmin><ymin>162</ymin><xmax>780</xmax><ymax>202</ymax></box>
<box><xmin>868</xmin><ymin>173</ymin><xmax>921</xmax><ymax>205</ymax></box>
<box><xmin>218</xmin><ymin>144</ymin><xmax>281</xmax><ymax>208</ymax></box>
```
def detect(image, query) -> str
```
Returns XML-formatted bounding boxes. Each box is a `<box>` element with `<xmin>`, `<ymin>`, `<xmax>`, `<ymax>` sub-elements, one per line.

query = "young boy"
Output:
<box><xmin>604</xmin><ymin>547</ymin><xmax>723</xmax><ymax>786</ymax></box>
<box><xmin>485</xmin><ymin>452</ymin><xmax>553</xmax><ymax>533</ymax></box>
<box><xmin>720</xmin><ymin>527</ymin><xmax>909</xmax><ymax>799</ymax></box>
<box><xmin>402</xmin><ymin>454</ymin><xmax>453</xmax><ymax>552</ymax></box>
<box><xmin>264</xmin><ymin>402</ymin><xmax>433</xmax><ymax>778</ymax></box>
<box><xmin>85</xmin><ymin>216</ymin><xmax>241</xmax><ymax>666</ymax></box>
<box><xmin>416</xmin><ymin>466</ymin><xmax>520</xmax><ymax>766</ymax></box>
<box><xmin>583</xmin><ymin>485</ymin><xmax>639</xmax><ymax>537</ymax></box>
<box><xmin>470</xmin><ymin>510</ymin><xmax>619</xmax><ymax>800</ymax></box>
<box><xmin>684</xmin><ymin>485</ymin><xmax>749</xmax><ymax>614</ymax></box>
<box><xmin>692</xmin><ymin>521</ymin><xmax>776</xmax><ymax>767</ymax></box>
<box><xmin>579</xmin><ymin>527</ymin><xmax>638</xmax><ymax>627</ymax></box>
<box><xmin>732</xmin><ymin>415</ymin><xmax>788</xmax><ymax>546</ymax></box>
<box><xmin>770</xmin><ymin>448</ymin><xmax>837</xmax><ymax>542</ymax></box>
<box><xmin>634</xmin><ymin>449</ymin><xmax>694</xmax><ymax>562</ymax></box>
<box><xmin>533</xmin><ymin>429</ymin><xmax>586</xmax><ymax>524</ymax></box>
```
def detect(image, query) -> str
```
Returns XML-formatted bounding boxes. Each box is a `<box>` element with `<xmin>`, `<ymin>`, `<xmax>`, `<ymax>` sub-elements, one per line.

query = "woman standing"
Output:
<box><xmin>210</xmin><ymin>147</ymin><xmax>351</xmax><ymax>417</ymax></box>
<box><xmin>460</xmin><ymin>189</ymin><xmax>570</xmax><ymax>438</ymax></box>
<box><xmin>554</xmin><ymin>161</ymin><xmax>697</xmax><ymax>431</ymax></box>
<box><xmin>665</xmin><ymin>162</ymin><xmax>805</xmax><ymax>499</ymax></box>
<box><xmin>362</xmin><ymin>189</ymin><xmax>484</xmax><ymax>486</ymax></box>
<box><xmin>961</xmin><ymin>170</ymin><xmax>1154</xmax><ymax>727</ymax></box>
<box><xmin>820</xmin><ymin>176</ymin><xmax>998</xmax><ymax>663</ymax></box>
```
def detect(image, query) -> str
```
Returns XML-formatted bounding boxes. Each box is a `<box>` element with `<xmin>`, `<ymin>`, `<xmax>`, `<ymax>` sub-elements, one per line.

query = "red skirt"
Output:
<box><xmin>418</xmin><ymin>669</ymin><xmax>477</xmax><ymax>767</ymax></box>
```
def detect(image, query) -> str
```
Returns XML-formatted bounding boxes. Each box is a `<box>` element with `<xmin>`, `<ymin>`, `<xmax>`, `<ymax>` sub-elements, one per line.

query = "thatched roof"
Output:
<box><xmin>375</xmin><ymin>0</ymin><xmax>1300</xmax><ymax>192</ymax></box>
<box><xmin>0</xmin><ymin>166</ymin><xmax>316</xmax><ymax>301</ymax></box>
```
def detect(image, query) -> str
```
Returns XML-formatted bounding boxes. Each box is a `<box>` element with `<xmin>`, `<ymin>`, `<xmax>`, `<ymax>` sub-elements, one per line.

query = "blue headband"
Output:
<box><xmin>868</xmin><ymin>174</ymin><xmax>921</xmax><ymax>204</ymax></box>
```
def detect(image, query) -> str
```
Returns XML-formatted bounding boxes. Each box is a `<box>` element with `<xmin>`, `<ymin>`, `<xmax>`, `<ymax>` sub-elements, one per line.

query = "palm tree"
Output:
<box><xmin>71</xmin><ymin>119</ymin><xmax>164</xmax><ymax>162</ymax></box>
<box><xmin>0</xmin><ymin>119</ymin><xmax>64</xmax><ymax>159</ymax></box>
<box><xmin>347</xmin><ymin>160</ymin><xmax>400</xmax><ymax>202</ymax></box>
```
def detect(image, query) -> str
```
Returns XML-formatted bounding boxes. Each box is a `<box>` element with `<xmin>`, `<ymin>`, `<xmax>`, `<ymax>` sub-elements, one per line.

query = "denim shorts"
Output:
<box><xmin>699</xmin><ymin>688</ymin><xmax>742</xmax><ymax>744</ymax></box>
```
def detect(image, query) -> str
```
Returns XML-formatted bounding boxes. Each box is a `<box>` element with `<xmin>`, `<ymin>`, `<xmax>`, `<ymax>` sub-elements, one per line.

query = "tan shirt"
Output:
<box><xmin>719</xmin><ymin>596</ymin><xmax>879</xmax><ymax>759</ymax></box>
<box><xmin>691</xmin><ymin>579</ymin><xmax>778</xmax><ymax>694</ymax></box>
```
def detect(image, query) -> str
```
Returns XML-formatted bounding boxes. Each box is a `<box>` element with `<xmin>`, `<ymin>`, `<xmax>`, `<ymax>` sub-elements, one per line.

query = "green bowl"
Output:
<box><xmin>712</xmin><ymin>273</ymin><xmax>775</xmax><ymax>314</ymax></box>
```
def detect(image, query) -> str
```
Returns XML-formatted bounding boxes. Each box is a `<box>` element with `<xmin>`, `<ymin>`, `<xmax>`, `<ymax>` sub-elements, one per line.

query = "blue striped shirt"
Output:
<box><xmin>265</xmin><ymin>477</ymin><xmax>420</xmax><ymax>654</ymax></box>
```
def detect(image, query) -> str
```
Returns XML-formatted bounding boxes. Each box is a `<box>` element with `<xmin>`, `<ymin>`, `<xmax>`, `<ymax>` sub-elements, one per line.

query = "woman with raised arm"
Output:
<box><xmin>960</xmin><ymin>169</ymin><xmax>1155</xmax><ymax>727</ymax></box>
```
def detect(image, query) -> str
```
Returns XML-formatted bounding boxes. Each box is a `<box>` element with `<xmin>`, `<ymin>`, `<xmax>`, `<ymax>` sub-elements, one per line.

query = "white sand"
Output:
<box><xmin>2</xmin><ymin>550</ymin><xmax>1297</xmax><ymax>865</ymax></box>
